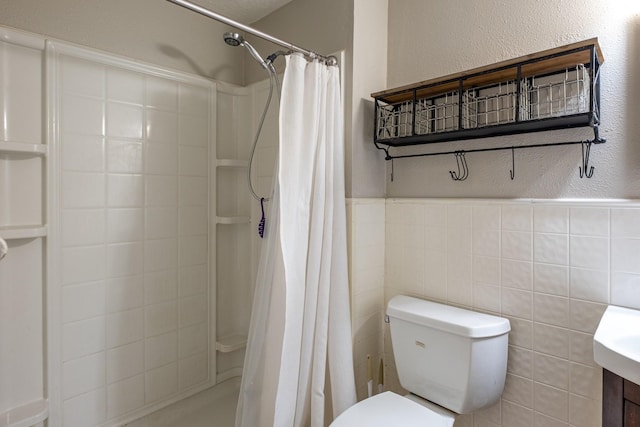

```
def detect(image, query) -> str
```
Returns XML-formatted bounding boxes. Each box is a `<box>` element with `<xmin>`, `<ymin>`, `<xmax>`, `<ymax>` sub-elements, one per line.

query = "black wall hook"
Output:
<box><xmin>450</xmin><ymin>151</ymin><xmax>469</xmax><ymax>181</ymax></box>
<box><xmin>580</xmin><ymin>140</ymin><xmax>595</xmax><ymax>178</ymax></box>
<box><xmin>509</xmin><ymin>147</ymin><xmax>515</xmax><ymax>180</ymax></box>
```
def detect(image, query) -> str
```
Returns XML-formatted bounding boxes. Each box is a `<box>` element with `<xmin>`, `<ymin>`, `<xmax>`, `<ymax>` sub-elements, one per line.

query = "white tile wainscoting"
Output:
<box><xmin>348</xmin><ymin>198</ymin><xmax>640</xmax><ymax>427</ymax></box>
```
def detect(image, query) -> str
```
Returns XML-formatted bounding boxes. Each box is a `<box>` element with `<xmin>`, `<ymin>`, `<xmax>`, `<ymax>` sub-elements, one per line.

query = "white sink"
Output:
<box><xmin>593</xmin><ymin>305</ymin><xmax>640</xmax><ymax>385</ymax></box>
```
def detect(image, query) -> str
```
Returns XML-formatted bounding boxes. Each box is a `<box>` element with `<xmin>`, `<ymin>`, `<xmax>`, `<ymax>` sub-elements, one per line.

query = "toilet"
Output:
<box><xmin>332</xmin><ymin>295</ymin><xmax>510</xmax><ymax>426</ymax></box>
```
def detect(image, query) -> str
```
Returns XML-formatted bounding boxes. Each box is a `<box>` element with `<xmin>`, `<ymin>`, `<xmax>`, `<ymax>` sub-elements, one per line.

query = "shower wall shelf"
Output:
<box><xmin>216</xmin><ymin>334</ymin><xmax>247</xmax><ymax>353</ymax></box>
<box><xmin>217</xmin><ymin>159</ymin><xmax>249</xmax><ymax>168</ymax></box>
<box><xmin>372</xmin><ymin>38</ymin><xmax>605</xmax><ymax>166</ymax></box>
<box><xmin>0</xmin><ymin>225</ymin><xmax>48</xmax><ymax>240</ymax></box>
<box><xmin>0</xmin><ymin>142</ymin><xmax>48</xmax><ymax>155</ymax></box>
<box><xmin>216</xmin><ymin>216</ymin><xmax>251</xmax><ymax>225</ymax></box>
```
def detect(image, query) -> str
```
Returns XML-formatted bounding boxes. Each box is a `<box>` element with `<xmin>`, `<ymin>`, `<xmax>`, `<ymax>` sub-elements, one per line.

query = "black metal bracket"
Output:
<box><xmin>376</xmin><ymin>125</ymin><xmax>606</xmax><ymax>180</ymax></box>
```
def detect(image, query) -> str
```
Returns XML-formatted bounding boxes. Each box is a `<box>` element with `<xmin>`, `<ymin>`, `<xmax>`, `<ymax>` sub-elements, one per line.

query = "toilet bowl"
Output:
<box><xmin>331</xmin><ymin>391</ymin><xmax>455</xmax><ymax>427</ymax></box>
<box><xmin>331</xmin><ymin>295</ymin><xmax>510</xmax><ymax>426</ymax></box>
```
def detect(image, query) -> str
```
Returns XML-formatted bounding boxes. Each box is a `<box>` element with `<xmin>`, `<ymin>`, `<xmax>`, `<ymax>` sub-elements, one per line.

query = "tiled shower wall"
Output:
<box><xmin>349</xmin><ymin>198</ymin><xmax>640</xmax><ymax>427</ymax></box>
<box><xmin>53</xmin><ymin>46</ymin><xmax>213</xmax><ymax>426</ymax></box>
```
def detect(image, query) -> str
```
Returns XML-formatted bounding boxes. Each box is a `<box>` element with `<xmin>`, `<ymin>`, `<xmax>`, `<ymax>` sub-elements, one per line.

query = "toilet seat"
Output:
<box><xmin>330</xmin><ymin>391</ymin><xmax>455</xmax><ymax>427</ymax></box>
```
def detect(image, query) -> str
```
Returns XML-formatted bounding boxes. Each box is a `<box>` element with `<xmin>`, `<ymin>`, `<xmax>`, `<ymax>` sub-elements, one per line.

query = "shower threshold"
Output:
<box><xmin>124</xmin><ymin>378</ymin><xmax>240</xmax><ymax>427</ymax></box>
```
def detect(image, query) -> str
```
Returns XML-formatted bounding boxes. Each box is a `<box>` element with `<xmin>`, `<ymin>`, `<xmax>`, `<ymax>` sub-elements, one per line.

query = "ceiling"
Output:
<box><xmin>197</xmin><ymin>0</ymin><xmax>294</xmax><ymax>24</ymax></box>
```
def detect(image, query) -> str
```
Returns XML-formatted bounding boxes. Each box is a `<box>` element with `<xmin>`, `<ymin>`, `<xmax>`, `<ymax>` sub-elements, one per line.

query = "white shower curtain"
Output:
<box><xmin>235</xmin><ymin>53</ymin><xmax>356</xmax><ymax>427</ymax></box>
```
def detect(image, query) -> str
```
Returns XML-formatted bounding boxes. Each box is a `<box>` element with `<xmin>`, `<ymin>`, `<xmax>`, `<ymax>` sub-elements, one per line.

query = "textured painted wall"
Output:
<box><xmin>0</xmin><ymin>0</ymin><xmax>245</xmax><ymax>85</ymax></box>
<box><xmin>385</xmin><ymin>0</ymin><xmax>640</xmax><ymax>198</ymax></box>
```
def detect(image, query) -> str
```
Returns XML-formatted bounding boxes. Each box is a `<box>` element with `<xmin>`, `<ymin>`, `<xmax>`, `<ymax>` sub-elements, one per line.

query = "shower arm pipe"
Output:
<box><xmin>166</xmin><ymin>0</ymin><xmax>337</xmax><ymax>65</ymax></box>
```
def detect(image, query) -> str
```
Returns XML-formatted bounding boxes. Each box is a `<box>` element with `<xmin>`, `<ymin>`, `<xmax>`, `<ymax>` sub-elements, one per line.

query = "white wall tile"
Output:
<box><xmin>108</xmin><ymin>174</ymin><xmax>144</xmax><ymax>207</ymax></box>
<box><xmin>473</xmin><ymin>283</ymin><xmax>501</xmax><ymax>313</ymax></box>
<box><xmin>502</xmin><ymin>259</ymin><xmax>532</xmax><ymax>290</ymax></box>
<box><xmin>145</xmin><ymin>207</ymin><xmax>178</xmax><ymax>239</ymax></box>
<box><xmin>107</xmin><ymin>242</ymin><xmax>143</xmax><ymax>278</ymax></box>
<box><xmin>179</xmin><ymin>83</ymin><xmax>209</xmax><ymax>115</ymax></box>
<box><xmin>144</xmin><ymin>238</ymin><xmax>178</xmax><ymax>272</ymax></box>
<box><xmin>146</xmin><ymin>77</ymin><xmax>178</xmax><ymax>111</ymax></box>
<box><xmin>179</xmin><ymin>114</ymin><xmax>209</xmax><ymax>147</ymax></box>
<box><xmin>106</xmin><ymin>309</ymin><xmax>143</xmax><ymax>348</ymax></box>
<box><xmin>570</xmin><ymin>268</ymin><xmax>608</xmax><ymax>303</ymax></box>
<box><xmin>106</xmin><ymin>341</ymin><xmax>144</xmax><ymax>384</ymax></box>
<box><xmin>179</xmin><ymin>265</ymin><xmax>208</xmax><ymax>297</ymax></box>
<box><xmin>145</xmin><ymin>331</ymin><xmax>177</xmax><ymax>369</ymax></box>
<box><xmin>473</xmin><ymin>229</ymin><xmax>500</xmax><ymax>257</ymax></box>
<box><xmin>179</xmin><ymin>145</ymin><xmax>208</xmax><ymax>177</ymax></box>
<box><xmin>62</xmin><ymin>56</ymin><xmax>105</xmax><ymax>98</ymax></box>
<box><xmin>570</xmin><ymin>363</ymin><xmax>601</xmax><ymax>400</ymax></box>
<box><xmin>569</xmin><ymin>236</ymin><xmax>608</xmax><ymax>270</ymax></box>
<box><xmin>62</xmin><ymin>281</ymin><xmax>106</xmax><ymax>323</ymax></box>
<box><xmin>611</xmin><ymin>238</ymin><xmax>640</xmax><ymax>274</ymax></box>
<box><xmin>144</xmin><ymin>270</ymin><xmax>177</xmax><ymax>304</ymax></box>
<box><xmin>179</xmin><ymin>235</ymin><xmax>207</xmax><ymax>266</ymax></box>
<box><xmin>610</xmin><ymin>272</ymin><xmax>640</xmax><ymax>310</ymax></box>
<box><xmin>569</xmin><ymin>207</ymin><xmax>609</xmax><ymax>237</ymax></box>
<box><xmin>179</xmin><ymin>295</ymin><xmax>208</xmax><ymax>327</ymax></box>
<box><xmin>62</xmin><ymin>209</ymin><xmax>106</xmax><ymax>247</ymax></box>
<box><xmin>62</xmin><ymin>172</ymin><xmax>105</xmax><ymax>208</ymax></box>
<box><xmin>107</xmin><ymin>208</ymin><xmax>144</xmax><ymax>243</ymax></box>
<box><xmin>62</xmin><ymin>133</ymin><xmax>104</xmax><ymax>173</ymax></box>
<box><xmin>533</xmin><ymin>353</ymin><xmax>570</xmax><ymax>390</ymax></box>
<box><xmin>147</xmin><ymin>109</ymin><xmax>178</xmax><ymax>144</ymax></box>
<box><xmin>569</xmin><ymin>393</ymin><xmax>600</xmax><ymax>427</ymax></box>
<box><xmin>62</xmin><ymin>246</ymin><xmax>106</xmax><ymax>285</ymax></box>
<box><xmin>179</xmin><ymin>176</ymin><xmax>207</xmax><ymax>206</ymax></box>
<box><xmin>62</xmin><ymin>352</ymin><xmax>106</xmax><ymax>399</ymax></box>
<box><xmin>569</xmin><ymin>300</ymin><xmax>606</xmax><ymax>334</ymax></box>
<box><xmin>503</xmin><ymin>373</ymin><xmax>533</xmax><ymax>409</ymax></box>
<box><xmin>506</xmin><ymin>317</ymin><xmax>533</xmax><ymax>349</ymax></box>
<box><xmin>533</xmin><ymin>323</ymin><xmax>569</xmax><ymax>359</ymax></box>
<box><xmin>107</xmin><ymin>139</ymin><xmax>143</xmax><ymax>174</ymax></box>
<box><xmin>179</xmin><ymin>206</ymin><xmax>207</xmax><ymax>236</ymax></box>
<box><xmin>534</xmin><ymin>293</ymin><xmax>569</xmax><ymax>327</ymax></box>
<box><xmin>107</xmin><ymin>67</ymin><xmax>144</xmax><ymax>104</ymax></box>
<box><xmin>107</xmin><ymin>374</ymin><xmax>145</xmax><ymax>419</ymax></box>
<box><xmin>178</xmin><ymin>352</ymin><xmax>208</xmax><ymax>390</ymax></box>
<box><xmin>534</xmin><ymin>206</ymin><xmax>568</xmax><ymax>234</ymax></box>
<box><xmin>107</xmin><ymin>101</ymin><xmax>144</xmax><ymax>140</ymax></box>
<box><xmin>502</xmin><ymin>205</ymin><xmax>533</xmax><ymax>232</ymax></box>
<box><xmin>502</xmin><ymin>231</ymin><xmax>532</xmax><ymax>261</ymax></box>
<box><xmin>570</xmin><ymin>331</ymin><xmax>597</xmax><ymax>366</ymax></box>
<box><xmin>447</xmin><ymin>205</ymin><xmax>472</xmax><ymax>228</ymax></box>
<box><xmin>507</xmin><ymin>345</ymin><xmax>533</xmax><ymax>379</ymax></box>
<box><xmin>611</xmin><ymin>208</ymin><xmax>640</xmax><ymax>238</ymax></box>
<box><xmin>62</xmin><ymin>317</ymin><xmax>106</xmax><ymax>361</ymax></box>
<box><xmin>147</xmin><ymin>175</ymin><xmax>179</xmax><ymax>206</ymax></box>
<box><xmin>473</xmin><ymin>255</ymin><xmax>500</xmax><ymax>285</ymax></box>
<box><xmin>534</xmin><ymin>263</ymin><xmax>568</xmax><ymax>296</ymax></box>
<box><xmin>502</xmin><ymin>288</ymin><xmax>532</xmax><ymax>320</ymax></box>
<box><xmin>146</xmin><ymin>143</ymin><xmax>178</xmax><ymax>175</ymax></box>
<box><xmin>534</xmin><ymin>233</ymin><xmax>568</xmax><ymax>266</ymax></box>
<box><xmin>105</xmin><ymin>276</ymin><xmax>144</xmax><ymax>313</ymax></box>
<box><xmin>145</xmin><ymin>301</ymin><xmax>177</xmax><ymax>337</ymax></box>
<box><xmin>473</xmin><ymin>205</ymin><xmax>500</xmax><ymax>230</ymax></box>
<box><xmin>502</xmin><ymin>400</ymin><xmax>533</xmax><ymax>427</ymax></box>
<box><xmin>63</xmin><ymin>95</ymin><xmax>104</xmax><ymax>136</ymax></box>
<box><xmin>178</xmin><ymin>322</ymin><xmax>207</xmax><ymax>358</ymax></box>
<box><xmin>534</xmin><ymin>382</ymin><xmax>568</xmax><ymax>421</ymax></box>
<box><xmin>145</xmin><ymin>363</ymin><xmax>178</xmax><ymax>403</ymax></box>
<box><xmin>62</xmin><ymin>387</ymin><xmax>106</xmax><ymax>427</ymax></box>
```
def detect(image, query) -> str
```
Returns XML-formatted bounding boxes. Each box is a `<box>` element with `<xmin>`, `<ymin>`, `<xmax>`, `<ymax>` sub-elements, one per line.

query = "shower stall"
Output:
<box><xmin>0</xmin><ymin>25</ymin><xmax>278</xmax><ymax>427</ymax></box>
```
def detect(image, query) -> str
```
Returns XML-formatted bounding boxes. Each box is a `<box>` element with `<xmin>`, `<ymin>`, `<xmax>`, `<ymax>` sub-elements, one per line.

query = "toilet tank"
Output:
<box><xmin>387</xmin><ymin>295</ymin><xmax>510</xmax><ymax>414</ymax></box>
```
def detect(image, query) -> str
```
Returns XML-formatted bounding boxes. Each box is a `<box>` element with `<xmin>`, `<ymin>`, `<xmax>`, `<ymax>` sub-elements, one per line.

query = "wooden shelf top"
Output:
<box><xmin>372</xmin><ymin>38</ymin><xmax>603</xmax><ymax>104</ymax></box>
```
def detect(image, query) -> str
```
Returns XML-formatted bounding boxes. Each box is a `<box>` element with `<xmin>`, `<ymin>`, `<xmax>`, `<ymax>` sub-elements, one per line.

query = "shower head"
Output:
<box><xmin>222</xmin><ymin>32</ymin><xmax>269</xmax><ymax>70</ymax></box>
<box><xmin>223</xmin><ymin>32</ymin><xmax>243</xmax><ymax>47</ymax></box>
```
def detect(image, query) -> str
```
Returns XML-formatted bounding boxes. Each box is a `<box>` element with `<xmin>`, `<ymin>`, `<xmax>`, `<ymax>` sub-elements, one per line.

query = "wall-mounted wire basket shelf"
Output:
<box><xmin>371</xmin><ymin>38</ymin><xmax>605</xmax><ymax>179</ymax></box>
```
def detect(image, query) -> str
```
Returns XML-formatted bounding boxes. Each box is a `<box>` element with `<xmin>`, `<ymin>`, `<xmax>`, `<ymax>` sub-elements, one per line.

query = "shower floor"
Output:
<box><xmin>125</xmin><ymin>378</ymin><xmax>240</xmax><ymax>427</ymax></box>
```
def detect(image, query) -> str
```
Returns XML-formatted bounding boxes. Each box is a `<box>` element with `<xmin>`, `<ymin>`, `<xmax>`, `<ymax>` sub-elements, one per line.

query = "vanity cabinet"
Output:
<box><xmin>603</xmin><ymin>369</ymin><xmax>640</xmax><ymax>427</ymax></box>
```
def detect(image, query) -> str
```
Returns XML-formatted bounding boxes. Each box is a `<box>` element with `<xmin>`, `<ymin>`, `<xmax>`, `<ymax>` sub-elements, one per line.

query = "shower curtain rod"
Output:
<box><xmin>166</xmin><ymin>0</ymin><xmax>337</xmax><ymax>65</ymax></box>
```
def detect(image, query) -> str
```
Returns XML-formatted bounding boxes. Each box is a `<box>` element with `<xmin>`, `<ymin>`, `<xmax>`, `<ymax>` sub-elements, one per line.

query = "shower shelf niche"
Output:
<box><xmin>0</xmin><ymin>225</ymin><xmax>47</xmax><ymax>240</ymax></box>
<box><xmin>0</xmin><ymin>141</ymin><xmax>47</xmax><ymax>155</ymax></box>
<box><xmin>372</xmin><ymin>38</ymin><xmax>604</xmax><ymax>163</ymax></box>
<box><xmin>216</xmin><ymin>334</ymin><xmax>247</xmax><ymax>353</ymax></box>
<box><xmin>217</xmin><ymin>158</ymin><xmax>249</xmax><ymax>168</ymax></box>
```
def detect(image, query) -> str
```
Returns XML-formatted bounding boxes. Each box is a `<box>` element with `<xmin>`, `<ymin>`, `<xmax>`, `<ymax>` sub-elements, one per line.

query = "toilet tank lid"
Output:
<box><xmin>387</xmin><ymin>295</ymin><xmax>510</xmax><ymax>338</ymax></box>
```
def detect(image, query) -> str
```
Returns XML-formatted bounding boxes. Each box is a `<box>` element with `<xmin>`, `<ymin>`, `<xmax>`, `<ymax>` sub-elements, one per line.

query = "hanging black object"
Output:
<box><xmin>258</xmin><ymin>197</ymin><xmax>266</xmax><ymax>238</ymax></box>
